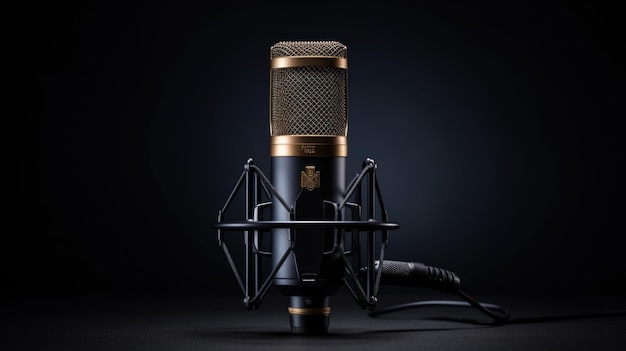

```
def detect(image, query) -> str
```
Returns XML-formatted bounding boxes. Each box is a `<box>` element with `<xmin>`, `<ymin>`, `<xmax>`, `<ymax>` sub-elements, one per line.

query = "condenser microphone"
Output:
<box><xmin>214</xmin><ymin>41</ymin><xmax>510</xmax><ymax>334</ymax></box>
<box><xmin>270</xmin><ymin>41</ymin><xmax>348</xmax><ymax>334</ymax></box>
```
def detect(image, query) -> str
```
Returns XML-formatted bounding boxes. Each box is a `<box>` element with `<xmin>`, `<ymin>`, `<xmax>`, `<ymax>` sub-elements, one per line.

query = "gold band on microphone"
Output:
<box><xmin>288</xmin><ymin>307</ymin><xmax>331</xmax><ymax>316</ymax></box>
<box><xmin>271</xmin><ymin>56</ymin><xmax>347</xmax><ymax>69</ymax></box>
<box><xmin>271</xmin><ymin>136</ymin><xmax>347</xmax><ymax>157</ymax></box>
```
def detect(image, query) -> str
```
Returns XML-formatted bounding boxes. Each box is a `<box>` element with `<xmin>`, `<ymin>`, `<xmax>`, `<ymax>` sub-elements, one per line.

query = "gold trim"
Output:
<box><xmin>288</xmin><ymin>307</ymin><xmax>331</xmax><ymax>316</ymax></box>
<box><xmin>271</xmin><ymin>136</ymin><xmax>347</xmax><ymax>157</ymax></box>
<box><xmin>271</xmin><ymin>56</ymin><xmax>347</xmax><ymax>69</ymax></box>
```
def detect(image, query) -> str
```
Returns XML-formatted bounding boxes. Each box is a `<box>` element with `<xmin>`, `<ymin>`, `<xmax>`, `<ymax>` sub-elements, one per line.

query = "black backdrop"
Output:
<box><xmin>11</xmin><ymin>1</ymin><xmax>623</xmax><ymax>300</ymax></box>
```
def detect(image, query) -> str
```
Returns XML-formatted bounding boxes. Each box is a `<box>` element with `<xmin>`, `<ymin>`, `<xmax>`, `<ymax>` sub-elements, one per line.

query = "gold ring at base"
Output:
<box><xmin>288</xmin><ymin>307</ymin><xmax>331</xmax><ymax>316</ymax></box>
<box><xmin>271</xmin><ymin>135</ymin><xmax>347</xmax><ymax>157</ymax></box>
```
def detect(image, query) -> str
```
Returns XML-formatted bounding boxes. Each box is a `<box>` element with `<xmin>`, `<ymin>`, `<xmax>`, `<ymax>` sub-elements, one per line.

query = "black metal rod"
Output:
<box><xmin>345</xmin><ymin>172</ymin><xmax>360</xmax><ymax>197</ymax></box>
<box><xmin>366</xmin><ymin>159</ymin><xmax>376</xmax><ymax>300</ymax></box>
<box><xmin>373</xmin><ymin>238</ymin><xmax>385</xmax><ymax>296</ymax></box>
<box><xmin>338</xmin><ymin>162</ymin><xmax>374</xmax><ymax>211</ymax></box>
<box><xmin>353</xmin><ymin>177</ymin><xmax>362</xmax><ymax>273</ymax></box>
<box><xmin>220</xmin><ymin>240</ymin><xmax>245</xmax><ymax>294</ymax></box>
<box><xmin>374</xmin><ymin>176</ymin><xmax>391</xmax><ymax>246</ymax></box>
<box><xmin>250</xmin><ymin>164</ymin><xmax>292</xmax><ymax>213</ymax></box>
<box><xmin>250</xmin><ymin>245</ymin><xmax>294</xmax><ymax>305</ymax></box>
<box><xmin>337</xmin><ymin>245</ymin><xmax>368</xmax><ymax>306</ymax></box>
<box><xmin>253</xmin><ymin>171</ymin><xmax>260</xmax><ymax>293</ymax></box>
<box><xmin>258</xmin><ymin>172</ymin><xmax>272</xmax><ymax>201</ymax></box>
<box><xmin>374</xmin><ymin>173</ymin><xmax>386</xmax><ymax>215</ymax></box>
<box><xmin>214</xmin><ymin>220</ymin><xmax>399</xmax><ymax>230</ymax></box>
<box><xmin>366</xmin><ymin>227</ymin><xmax>375</xmax><ymax>298</ymax></box>
<box><xmin>220</xmin><ymin>170</ymin><xmax>246</xmax><ymax>215</ymax></box>
<box><xmin>245</xmin><ymin>160</ymin><xmax>255</xmax><ymax>300</ymax></box>
<box><xmin>343</xmin><ymin>276</ymin><xmax>361</xmax><ymax>306</ymax></box>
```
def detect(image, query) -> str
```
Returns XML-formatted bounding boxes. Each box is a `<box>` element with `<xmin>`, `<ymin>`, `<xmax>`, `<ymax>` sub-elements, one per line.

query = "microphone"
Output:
<box><xmin>213</xmin><ymin>41</ymin><xmax>509</xmax><ymax>334</ymax></box>
<box><xmin>270</xmin><ymin>41</ymin><xmax>348</xmax><ymax>334</ymax></box>
<box><xmin>215</xmin><ymin>40</ymin><xmax>400</xmax><ymax>335</ymax></box>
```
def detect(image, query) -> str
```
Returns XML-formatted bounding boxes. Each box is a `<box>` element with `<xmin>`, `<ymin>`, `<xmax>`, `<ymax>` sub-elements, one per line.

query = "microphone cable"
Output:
<box><xmin>368</xmin><ymin>290</ymin><xmax>511</xmax><ymax>324</ymax></box>
<box><xmin>365</xmin><ymin>260</ymin><xmax>511</xmax><ymax>324</ymax></box>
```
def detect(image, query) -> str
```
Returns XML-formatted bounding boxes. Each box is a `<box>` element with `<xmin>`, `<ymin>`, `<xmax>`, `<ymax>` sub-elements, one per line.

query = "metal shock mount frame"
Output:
<box><xmin>214</xmin><ymin>158</ymin><xmax>399</xmax><ymax>310</ymax></box>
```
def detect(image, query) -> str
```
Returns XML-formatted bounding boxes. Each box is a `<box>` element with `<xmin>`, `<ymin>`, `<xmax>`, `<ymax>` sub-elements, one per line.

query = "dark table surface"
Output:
<box><xmin>2</xmin><ymin>289</ymin><xmax>625</xmax><ymax>351</ymax></box>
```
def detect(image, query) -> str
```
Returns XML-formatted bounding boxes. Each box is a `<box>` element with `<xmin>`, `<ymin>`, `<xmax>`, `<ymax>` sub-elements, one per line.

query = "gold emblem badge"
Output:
<box><xmin>301</xmin><ymin>165</ymin><xmax>320</xmax><ymax>191</ymax></box>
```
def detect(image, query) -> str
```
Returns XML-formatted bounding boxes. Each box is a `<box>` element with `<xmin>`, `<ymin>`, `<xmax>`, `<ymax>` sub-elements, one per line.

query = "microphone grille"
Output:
<box><xmin>271</xmin><ymin>41</ymin><xmax>347</xmax><ymax>59</ymax></box>
<box><xmin>270</xmin><ymin>41</ymin><xmax>347</xmax><ymax>137</ymax></box>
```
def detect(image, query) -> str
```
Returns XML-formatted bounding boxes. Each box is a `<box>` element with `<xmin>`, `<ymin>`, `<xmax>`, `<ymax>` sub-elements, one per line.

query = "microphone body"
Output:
<box><xmin>271</xmin><ymin>156</ymin><xmax>345</xmax><ymax>334</ymax></box>
<box><xmin>271</xmin><ymin>156</ymin><xmax>345</xmax><ymax>292</ymax></box>
<box><xmin>270</xmin><ymin>41</ymin><xmax>348</xmax><ymax>334</ymax></box>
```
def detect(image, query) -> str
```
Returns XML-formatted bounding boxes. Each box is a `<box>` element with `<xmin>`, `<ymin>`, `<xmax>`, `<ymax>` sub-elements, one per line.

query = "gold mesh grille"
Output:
<box><xmin>270</xmin><ymin>41</ymin><xmax>347</xmax><ymax>136</ymax></box>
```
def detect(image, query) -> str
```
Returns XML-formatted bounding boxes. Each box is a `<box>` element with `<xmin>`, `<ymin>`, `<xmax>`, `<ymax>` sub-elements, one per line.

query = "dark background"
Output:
<box><xmin>11</xmin><ymin>0</ymin><xmax>623</xmax><ymax>302</ymax></box>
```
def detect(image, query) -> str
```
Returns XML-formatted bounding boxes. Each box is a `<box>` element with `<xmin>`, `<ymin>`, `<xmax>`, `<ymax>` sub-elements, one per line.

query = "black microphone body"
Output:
<box><xmin>271</xmin><ymin>156</ymin><xmax>345</xmax><ymax>334</ymax></box>
<box><xmin>271</xmin><ymin>156</ymin><xmax>345</xmax><ymax>292</ymax></box>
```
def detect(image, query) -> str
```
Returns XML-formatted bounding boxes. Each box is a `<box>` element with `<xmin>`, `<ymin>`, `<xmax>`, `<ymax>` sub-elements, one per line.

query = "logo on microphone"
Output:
<box><xmin>301</xmin><ymin>166</ymin><xmax>320</xmax><ymax>191</ymax></box>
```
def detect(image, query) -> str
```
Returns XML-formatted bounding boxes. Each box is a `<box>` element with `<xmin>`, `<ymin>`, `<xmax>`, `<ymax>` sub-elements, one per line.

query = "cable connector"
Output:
<box><xmin>381</xmin><ymin>260</ymin><xmax>461</xmax><ymax>293</ymax></box>
<box><xmin>361</xmin><ymin>260</ymin><xmax>461</xmax><ymax>293</ymax></box>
